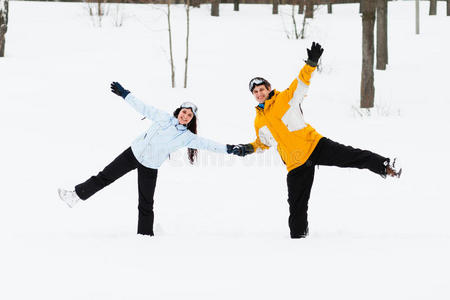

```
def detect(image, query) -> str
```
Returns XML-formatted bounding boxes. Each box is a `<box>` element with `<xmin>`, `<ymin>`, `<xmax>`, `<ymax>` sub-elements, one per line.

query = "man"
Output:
<box><xmin>231</xmin><ymin>42</ymin><xmax>401</xmax><ymax>239</ymax></box>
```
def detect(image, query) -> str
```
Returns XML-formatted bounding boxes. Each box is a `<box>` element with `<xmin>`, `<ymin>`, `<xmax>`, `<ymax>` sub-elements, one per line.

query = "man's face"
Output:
<box><xmin>252</xmin><ymin>84</ymin><xmax>271</xmax><ymax>103</ymax></box>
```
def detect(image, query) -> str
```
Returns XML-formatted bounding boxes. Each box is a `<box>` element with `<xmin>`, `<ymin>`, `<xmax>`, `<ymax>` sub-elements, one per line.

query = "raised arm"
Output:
<box><xmin>124</xmin><ymin>94</ymin><xmax>171</xmax><ymax>121</ymax></box>
<box><xmin>280</xmin><ymin>42</ymin><xmax>324</xmax><ymax>104</ymax></box>
<box><xmin>111</xmin><ymin>82</ymin><xmax>170</xmax><ymax>122</ymax></box>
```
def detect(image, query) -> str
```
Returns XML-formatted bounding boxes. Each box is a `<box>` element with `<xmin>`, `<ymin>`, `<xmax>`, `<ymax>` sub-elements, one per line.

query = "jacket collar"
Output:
<box><xmin>171</xmin><ymin>117</ymin><xmax>188</xmax><ymax>131</ymax></box>
<box><xmin>255</xmin><ymin>89</ymin><xmax>278</xmax><ymax>111</ymax></box>
<box><xmin>176</xmin><ymin>124</ymin><xmax>187</xmax><ymax>131</ymax></box>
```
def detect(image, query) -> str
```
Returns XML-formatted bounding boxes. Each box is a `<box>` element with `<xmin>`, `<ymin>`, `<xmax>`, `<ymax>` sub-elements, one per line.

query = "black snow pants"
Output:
<box><xmin>75</xmin><ymin>147</ymin><xmax>158</xmax><ymax>236</ymax></box>
<box><xmin>286</xmin><ymin>137</ymin><xmax>388</xmax><ymax>238</ymax></box>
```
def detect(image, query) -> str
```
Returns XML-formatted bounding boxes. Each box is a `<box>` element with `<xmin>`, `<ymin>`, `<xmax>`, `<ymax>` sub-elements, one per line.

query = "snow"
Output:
<box><xmin>1</xmin><ymin>1</ymin><xmax>449</xmax><ymax>299</ymax></box>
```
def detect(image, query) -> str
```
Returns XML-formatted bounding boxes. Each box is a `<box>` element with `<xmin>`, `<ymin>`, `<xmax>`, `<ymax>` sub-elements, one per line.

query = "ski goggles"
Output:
<box><xmin>180</xmin><ymin>102</ymin><xmax>198</xmax><ymax>117</ymax></box>
<box><xmin>249</xmin><ymin>77</ymin><xmax>269</xmax><ymax>92</ymax></box>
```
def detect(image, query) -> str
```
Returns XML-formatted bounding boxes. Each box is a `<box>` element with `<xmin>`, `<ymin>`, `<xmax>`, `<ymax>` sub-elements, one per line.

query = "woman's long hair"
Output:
<box><xmin>173</xmin><ymin>107</ymin><xmax>198</xmax><ymax>164</ymax></box>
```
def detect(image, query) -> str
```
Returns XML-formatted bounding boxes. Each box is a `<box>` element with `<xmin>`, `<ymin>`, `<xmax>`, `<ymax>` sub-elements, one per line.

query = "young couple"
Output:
<box><xmin>58</xmin><ymin>42</ymin><xmax>401</xmax><ymax>238</ymax></box>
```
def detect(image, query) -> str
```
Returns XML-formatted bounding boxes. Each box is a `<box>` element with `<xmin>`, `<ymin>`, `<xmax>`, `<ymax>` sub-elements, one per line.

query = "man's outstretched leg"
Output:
<box><xmin>310</xmin><ymin>138</ymin><xmax>401</xmax><ymax>177</ymax></box>
<box><xmin>286</xmin><ymin>163</ymin><xmax>315</xmax><ymax>238</ymax></box>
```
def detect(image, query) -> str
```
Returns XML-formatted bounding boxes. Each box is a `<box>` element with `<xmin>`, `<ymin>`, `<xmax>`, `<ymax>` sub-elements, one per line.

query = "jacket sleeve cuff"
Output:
<box><xmin>122</xmin><ymin>90</ymin><xmax>131</xmax><ymax>99</ymax></box>
<box><xmin>305</xmin><ymin>59</ymin><xmax>318</xmax><ymax>67</ymax></box>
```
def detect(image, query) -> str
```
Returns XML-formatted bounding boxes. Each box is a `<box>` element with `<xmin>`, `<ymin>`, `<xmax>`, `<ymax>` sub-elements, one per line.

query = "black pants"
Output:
<box><xmin>286</xmin><ymin>137</ymin><xmax>387</xmax><ymax>238</ymax></box>
<box><xmin>75</xmin><ymin>147</ymin><xmax>158</xmax><ymax>236</ymax></box>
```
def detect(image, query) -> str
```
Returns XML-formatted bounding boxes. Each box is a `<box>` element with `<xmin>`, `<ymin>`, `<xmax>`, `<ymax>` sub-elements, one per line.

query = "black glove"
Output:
<box><xmin>226</xmin><ymin>144</ymin><xmax>254</xmax><ymax>157</ymax></box>
<box><xmin>111</xmin><ymin>82</ymin><xmax>130</xmax><ymax>99</ymax></box>
<box><xmin>306</xmin><ymin>42</ymin><xmax>324</xmax><ymax>67</ymax></box>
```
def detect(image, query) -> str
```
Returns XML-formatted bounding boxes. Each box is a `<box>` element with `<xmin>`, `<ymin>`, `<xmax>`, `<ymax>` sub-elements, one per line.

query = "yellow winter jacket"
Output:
<box><xmin>250</xmin><ymin>64</ymin><xmax>323</xmax><ymax>172</ymax></box>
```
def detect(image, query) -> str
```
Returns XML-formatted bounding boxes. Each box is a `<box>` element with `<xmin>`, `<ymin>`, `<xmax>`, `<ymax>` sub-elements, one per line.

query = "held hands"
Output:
<box><xmin>111</xmin><ymin>82</ymin><xmax>130</xmax><ymax>99</ymax></box>
<box><xmin>306</xmin><ymin>42</ymin><xmax>324</xmax><ymax>67</ymax></box>
<box><xmin>226</xmin><ymin>144</ymin><xmax>255</xmax><ymax>157</ymax></box>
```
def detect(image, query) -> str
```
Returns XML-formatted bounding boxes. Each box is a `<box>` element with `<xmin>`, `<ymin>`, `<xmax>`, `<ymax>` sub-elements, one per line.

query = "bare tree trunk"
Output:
<box><xmin>234</xmin><ymin>0</ymin><xmax>239</xmax><ymax>11</ymax></box>
<box><xmin>298</xmin><ymin>0</ymin><xmax>304</xmax><ymax>14</ymax></box>
<box><xmin>447</xmin><ymin>0</ymin><xmax>450</xmax><ymax>16</ymax></box>
<box><xmin>327</xmin><ymin>4</ymin><xmax>332</xmax><ymax>14</ymax></box>
<box><xmin>98</xmin><ymin>0</ymin><xmax>103</xmax><ymax>16</ymax></box>
<box><xmin>97</xmin><ymin>0</ymin><xmax>104</xmax><ymax>27</ymax></box>
<box><xmin>184</xmin><ymin>0</ymin><xmax>190</xmax><ymax>88</ymax></box>
<box><xmin>384</xmin><ymin>0</ymin><xmax>389</xmax><ymax>64</ymax></box>
<box><xmin>376</xmin><ymin>0</ymin><xmax>388</xmax><ymax>70</ymax></box>
<box><xmin>300</xmin><ymin>5</ymin><xmax>307</xmax><ymax>39</ymax></box>
<box><xmin>211</xmin><ymin>0</ymin><xmax>219</xmax><ymax>16</ymax></box>
<box><xmin>416</xmin><ymin>0</ymin><xmax>420</xmax><ymax>34</ymax></box>
<box><xmin>273</xmin><ymin>0</ymin><xmax>279</xmax><ymax>15</ymax></box>
<box><xmin>429</xmin><ymin>0</ymin><xmax>437</xmax><ymax>15</ymax></box>
<box><xmin>167</xmin><ymin>0</ymin><xmax>175</xmax><ymax>88</ymax></box>
<box><xmin>305</xmin><ymin>0</ymin><xmax>314</xmax><ymax>18</ymax></box>
<box><xmin>361</xmin><ymin>0</ymin><xmax>376</xmax><ymax>108</ymax></box>
<box><xmin>292</xmin><ymin>4</ymin><xmax>299</xmax><ymax>39</ymax></box>
<box><xmin>0</xmin><ymin>0</ymin><xmax>8</xmax><ymax>57</ymax></box>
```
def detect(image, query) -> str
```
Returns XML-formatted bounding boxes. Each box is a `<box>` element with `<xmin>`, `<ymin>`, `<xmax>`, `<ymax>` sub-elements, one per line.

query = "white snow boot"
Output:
<box><xmin>58</xmin><ymin>188</ymin><xmax>81</xmax><ymax>208</ymax></box>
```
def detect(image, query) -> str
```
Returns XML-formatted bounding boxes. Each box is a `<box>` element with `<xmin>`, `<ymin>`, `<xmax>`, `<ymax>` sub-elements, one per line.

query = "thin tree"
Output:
<box><xmin>97</xmin><ymin>0</ymin><xmax>106</xmax><ymax>27</ymax></box>
<box><xmin>416</xmin><ymin>0</ymin><xmax>420</xmax><ymax>34</ymax></box>
<box><xmin>361</xmin><ymin>0</ymin><xmax>376</xmax><ymax>108</ymax></box>
<box><xmin>211</xmin><ymin>0</ymin><xmax>219</xmax><ymax>17</ymax></box>
<box><xmin>305</xmin><ymin>0</ymin><xmax>314</xmax><ymax>19</ymax></box>
<box><xmin>0</xmin><ymin>0</ymin><xmax>8</xmax><ymax>57</ymax></box>
<box><xmin>273</xmin><ymin>0</ymin><xmax>279</xmax><ymax>15</ymax></box>
<box><xmin>97</xmin><ymin>0</ymin><xmax>104</xmax><ymax>18</ymax></box>
<box><xmin>298</xmin><ymin>0</ymin><xmax>304</xmax><ymax>14</ymax></box>
<box><xmin>328</xmin><ymin>4</ymin><xmax>332</xmax><ymax>14</ymax></box>
<box><xmin>376</xmin><ymin>0</ymin><xmax>388</xmax><ymax>70</ymax></box>
<box><xmin>291</xmin><ymin>3</ymin><xmax>300</xmax><ymax>39</ymax></box>
<box><xmin>234</xmin><ymin>0</ymin><xmax>239</xmax><ymax>12</ymax></box>
<box><xmin>167</xmin><ymin>0</ymin><xmax>175</xmax><ymax>87</ymax></box>
<box><xmin>184</xmin><ymin>0</ymin><xmax>190</xmax><ymax>88</ymax></box>
<box><xmin>300</xmin><ymin>3</ymin><xmax>319</xmax><ymax>39</ymax></box>
<box><xmin>429</xmin><ymin>0</ymin><xmax>437</xmax><ymax>15</ymax></box>
<box><xmin>86</xmin><ymin>0</ymin><xmax>107</xmax><ymax>27</ymax></box>
<box><xmin>300</xmin><ymin>5</ymin><xmax>307</xmax><ymax>39</ymax></box>
<box><xmin>447</xmin><ymin>0</ymin><xmax>450</xmax><ymax>16</ymax></box>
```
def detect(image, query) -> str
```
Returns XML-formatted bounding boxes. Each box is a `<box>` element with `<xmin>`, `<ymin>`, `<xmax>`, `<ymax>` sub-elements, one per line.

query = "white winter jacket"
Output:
<box><xmin>125</xmin><ymin>94</ymin><xmax>227</xmax><ymax>168</ymax></box>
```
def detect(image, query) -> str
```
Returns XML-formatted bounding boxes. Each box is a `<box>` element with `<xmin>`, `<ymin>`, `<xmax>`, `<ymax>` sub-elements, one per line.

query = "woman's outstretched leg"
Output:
<box><xmin>75</xmin><ymin>147</ymin><xmax>139</xmax><ymax>200</ymax></box>
<box><xmin>136</xmin><ymin>165</ymin><xmax>158</xmax><ymax>236</ymax></box>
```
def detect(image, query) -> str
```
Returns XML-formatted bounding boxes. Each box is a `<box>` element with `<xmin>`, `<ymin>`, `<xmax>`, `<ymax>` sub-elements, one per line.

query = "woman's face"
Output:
<box><xmin>178</xmin><ymin>108</ymin><xmax>194</xmax><ymax>125</ymax></box>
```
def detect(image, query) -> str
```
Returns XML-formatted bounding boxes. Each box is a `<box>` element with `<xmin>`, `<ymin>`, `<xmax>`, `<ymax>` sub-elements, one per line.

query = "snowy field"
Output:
<box><xmin>1</xmin><ymin>1</ymin><xmax>450</xmax><ymax>299</ymax></box>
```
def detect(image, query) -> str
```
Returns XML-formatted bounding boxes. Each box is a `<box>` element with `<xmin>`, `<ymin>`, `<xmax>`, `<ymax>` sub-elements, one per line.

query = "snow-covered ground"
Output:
<box><xmin>1</xmin><ymin>1</ymin><xmax>449</xmax><ymax>299</ymax></box>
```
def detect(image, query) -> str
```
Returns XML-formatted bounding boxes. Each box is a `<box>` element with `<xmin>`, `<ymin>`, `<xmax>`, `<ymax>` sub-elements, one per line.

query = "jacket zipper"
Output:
<box><xmin>260</xmin><ymin>105</ymin><xmax>291</xmax><ymax>164</ymax></box>
<box><xmin>140</xmin><ymin>125</ymin><xmax>160</xmax><ymax>161</ymax></box>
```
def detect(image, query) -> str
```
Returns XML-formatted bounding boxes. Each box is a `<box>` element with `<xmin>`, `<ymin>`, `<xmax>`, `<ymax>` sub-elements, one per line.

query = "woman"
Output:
<box><xmin>58</xmin><ymin>82</ymin><xmax>237</xmax><ymax>236</ymax></box>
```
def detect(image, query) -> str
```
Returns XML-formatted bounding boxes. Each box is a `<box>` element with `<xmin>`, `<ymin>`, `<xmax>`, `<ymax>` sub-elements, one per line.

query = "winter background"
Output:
<box><xmin>1</xmin><ymin>1</ymin><xmax>449</xmax><ymax>299</ymax></box>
